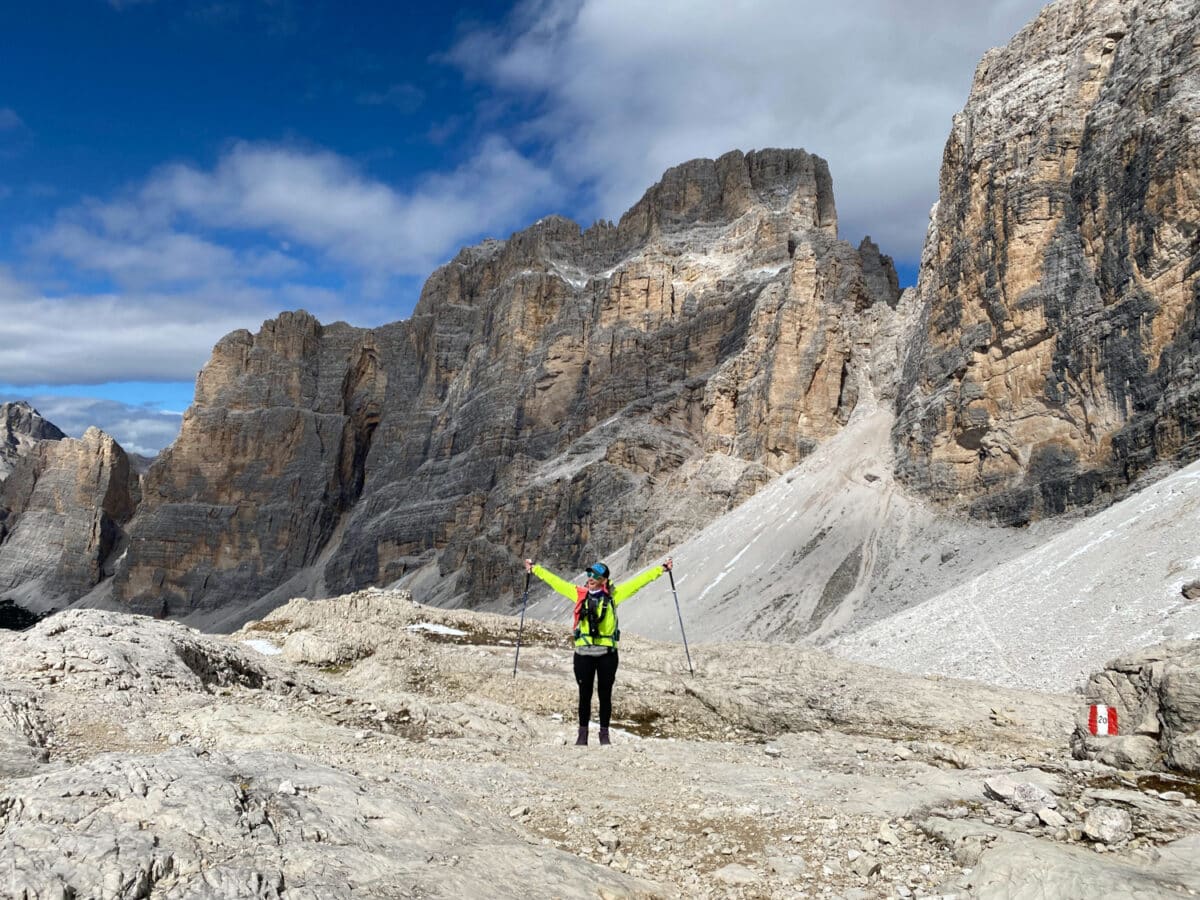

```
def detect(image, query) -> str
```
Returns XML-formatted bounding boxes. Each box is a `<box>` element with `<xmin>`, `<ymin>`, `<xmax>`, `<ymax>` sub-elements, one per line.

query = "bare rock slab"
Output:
<box><xmin>925</xmin><ymin>818</ymin><xmax>1200</xmax><ymax>898</ymax></box>
<box><xmin>0</xmin><ymin>749</ymin><xmax>657</xmax><ymax>899</ymax></box>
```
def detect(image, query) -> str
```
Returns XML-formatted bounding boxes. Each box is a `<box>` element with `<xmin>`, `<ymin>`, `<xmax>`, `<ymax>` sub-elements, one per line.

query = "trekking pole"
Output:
<box><xmin>512</xmin><ymin>569</ymin><xmax>531</xmax><ymax>678</ymax></box>
<box><xmin>667</xmin><ymin>567</ymin><xmax>694</xmax><ymax>676</ymax></box>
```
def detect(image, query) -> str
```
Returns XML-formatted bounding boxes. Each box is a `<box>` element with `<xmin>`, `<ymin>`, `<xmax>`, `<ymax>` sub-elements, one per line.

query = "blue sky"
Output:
<box><xmin>0</xmin><ymin>0</ymin><xmax>1046</xmax><ymax>454</ymax></box>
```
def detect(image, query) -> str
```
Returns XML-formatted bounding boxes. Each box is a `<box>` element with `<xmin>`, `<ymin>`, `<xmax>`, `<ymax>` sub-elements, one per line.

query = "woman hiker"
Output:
<box><xmin>524</xmin><ymin>556</ymin><xmax>673</xmax><ymax>746</ymax></box>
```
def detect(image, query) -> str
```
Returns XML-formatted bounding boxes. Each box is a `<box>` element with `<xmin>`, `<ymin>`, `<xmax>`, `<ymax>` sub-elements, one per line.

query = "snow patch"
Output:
<box><xmin>242</xmin><ymin>639</ymin><xmax>282</xmax><ymax>656</ymax></box>
<box><xmin>407</xmin><ymin>623</ymin><xmax>468</xmax><ymax>637</ymax></box>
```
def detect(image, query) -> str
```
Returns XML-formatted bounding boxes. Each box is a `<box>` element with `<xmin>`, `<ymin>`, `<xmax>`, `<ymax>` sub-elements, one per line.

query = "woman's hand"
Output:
<box><xmin>663</xmin><ymin>557</ymin><xmax>673</xmax><ymax>571</ymax></box>
<box><xmin>524</xmin><ymin>558</ymin><xmax>534</xmax><ymax>573</ymax></box>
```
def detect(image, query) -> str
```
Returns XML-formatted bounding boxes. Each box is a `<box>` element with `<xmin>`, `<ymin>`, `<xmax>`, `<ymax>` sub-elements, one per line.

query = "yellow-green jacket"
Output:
<box><xmin>531</xmin><ymin>564</ymin><xmax>666</xmax><ymax>649</ymax></box>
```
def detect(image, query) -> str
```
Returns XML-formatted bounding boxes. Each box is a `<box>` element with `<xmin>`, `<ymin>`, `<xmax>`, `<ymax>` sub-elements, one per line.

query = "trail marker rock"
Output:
<box><xmin>1088</xmin><ymin>705</ymin><xmax>1119</xmax><ymax>736</ymax></box>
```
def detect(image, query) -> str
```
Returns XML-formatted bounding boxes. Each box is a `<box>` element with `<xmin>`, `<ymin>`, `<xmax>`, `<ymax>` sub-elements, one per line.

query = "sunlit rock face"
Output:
<box><xmin>112</xmin><ymin>149</ymin><xmax>902</xmax><ymax>618</ymax></box>
<box><xmin>0</xmin><ymin>427</ymin><xmax>139</xmax><ymax>610</ymax></box>
<box><xmin>895</xmin><ymin>0</ymin><xmax>1200</xmax><ymax>524</ymax></box>
<box><xmin>111</xmin><ymin>310</ymin><xmax>389</xmax><ymax>619</ymax></box>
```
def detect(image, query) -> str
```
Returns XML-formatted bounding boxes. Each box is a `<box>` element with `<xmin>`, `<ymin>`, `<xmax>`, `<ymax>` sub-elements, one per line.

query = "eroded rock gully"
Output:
<box><xmin>3</xmin><ymin>593</ymin><xmax>1200</xmax><ymax>898</ymax></box>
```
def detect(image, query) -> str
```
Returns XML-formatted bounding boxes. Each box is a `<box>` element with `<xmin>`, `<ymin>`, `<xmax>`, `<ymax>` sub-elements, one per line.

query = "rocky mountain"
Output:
<box><xmin>0</xmin><ymin>0</ymin><xmax>1193</xmax><ymax>638</ymax></box>
<box><xmin>95</xmin><ymin>149</ymin><xmax>903</xmax><ymax>624</ymax></box>
<box><xmin>0</xmin><ymin>426</ymin><xmax>140</xmax><ymax>615</ymax></box>
<box><xmin>894</xmin><ymin>0</ymin><xmax>1200</xmax><ymax>524</ymax></box>
<box><xmin>0</xmin><ymin>401</ymin><xmax>64</xmax><ymax>483</ymax></box>
<box><xmin>1</xmin><ymin>402</ymin><xmax>70</xmax><ymax>629</ymax></box>
<box><xmin>2</xmin><ymin>594</ymin><xmax>1199</xmax><ymax>897</ymax></box>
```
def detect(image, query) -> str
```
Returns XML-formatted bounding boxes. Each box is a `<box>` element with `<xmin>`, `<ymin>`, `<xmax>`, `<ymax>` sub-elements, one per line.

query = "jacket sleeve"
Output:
<box><xmin>613</xmin><ymin>565</ymin><xmax>665</xmax><ymax>605</ymax></box>
<box><xmin>531</xmin><ymin>565</ymin><xmax>579</xmax><ymax>602</ymax></box>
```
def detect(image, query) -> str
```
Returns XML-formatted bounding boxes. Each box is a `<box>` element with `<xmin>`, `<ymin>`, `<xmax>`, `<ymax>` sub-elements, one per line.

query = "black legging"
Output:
<box><xmin>573</xmin><ymin>650</ymin><xmax>619</xmax><ymax>728</ymax></box>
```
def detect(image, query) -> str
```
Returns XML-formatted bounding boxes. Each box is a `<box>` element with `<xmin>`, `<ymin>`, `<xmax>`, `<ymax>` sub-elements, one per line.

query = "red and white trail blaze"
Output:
<box><xmin>1088</xmin><ymin>705</ymin><xmax>1119</xmax><ymax>736</ymax></box>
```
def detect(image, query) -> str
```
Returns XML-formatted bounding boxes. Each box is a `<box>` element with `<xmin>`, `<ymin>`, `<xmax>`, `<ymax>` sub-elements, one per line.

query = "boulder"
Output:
<box><xmin>1037</xmin><ymin>808</ymin><xmax>1067</xmax><ymax>828</ymax></box>
<box><xmin>1086</xmin><ymin>735</ymin><xmax>1163</xmax><ymax>771</ymax></box>
<box><xmin>1161</xmin><ymin>662</ymin><xmax>1200</xmax><ymax>774</ymax></box>
<box><xmin>983</xmin><ymin>775</ymin><xmax>1019</xmax><ymax>803</ymax></box>
<box><xmin>1083</xmin><ymin>807</ymin><xmax>1132</xmax><ymax>844</ymax></box>
<box><xmin>1010</xmin><ymin>782</ymin><xmax>1057</xmax><ymax>814</ymax></box>
<box><xmin>1074</xmin><ymin>641</ymin><xmax>1200</xmax><ymax>776</ymax></box>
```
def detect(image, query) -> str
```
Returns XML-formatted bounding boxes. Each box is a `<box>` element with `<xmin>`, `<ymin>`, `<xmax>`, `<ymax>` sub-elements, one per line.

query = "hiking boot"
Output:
<box><xmin>599</xmin><ymin>727</ymin><xmax>611</xmax><ymax>746</ymax></box>
<box><xmin>575</xmin><ymin>726</ymin><xmax>588</xmax><ymax>746</ymax></box>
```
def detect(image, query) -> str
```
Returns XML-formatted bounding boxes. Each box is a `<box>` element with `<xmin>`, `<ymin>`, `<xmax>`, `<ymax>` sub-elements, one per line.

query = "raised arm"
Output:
<box><xmin>526</xmin><ymin>559</ymin><xmax>579</xmax><ymax>602</ymax></box>
<box><xmin>613</xmin><ymin>557</ymin><xmax>673</xmax><ymax>604</ymax></box>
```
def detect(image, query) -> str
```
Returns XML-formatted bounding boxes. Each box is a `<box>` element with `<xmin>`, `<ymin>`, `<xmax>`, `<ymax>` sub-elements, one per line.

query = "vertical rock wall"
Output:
<box><xmin>0</xmin><ymin>428</ymin><xmax>139</xmax><ymax>610</ymax></box>
<box><xmin>113</xmin><ymin>312</ymin><xmax>387</xmax><ymax>616</ymax></box>
<box><xmin>896</xmin><ymin>0</ymin><xmax>1200</xmax><ymax>523</ymax></box>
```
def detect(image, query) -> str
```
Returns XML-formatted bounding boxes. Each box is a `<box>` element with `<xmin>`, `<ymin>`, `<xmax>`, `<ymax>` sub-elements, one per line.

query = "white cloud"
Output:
<box><xmin>0</xmin><ymin>392</ymin><xmax>182</xmax><ymax>458</ymax></box>
<box><xmin>0</xmin><ymin>267</ymin><xmax>286</xmax><ymax>385</ymax></box>
<box><xmin>0</xmin><ymin>263</ymin><xmax>403</xmax><ymax>388</ymax></box>
<box><xmin>35</xmin><ymin>222</ymin><xmax>301</xmax><ymax>287</ymax></box>
<box><xmin>449</xmin><ymin>0</ymin><xmax>1047</xmax><ymax>261</ymax></box>
<box><xmin>34</xmin><ymin>138</ymin><xmax>562</xmax><ymax>284</ymax></box>
<box><xmin>140</xmin><ymin>139</ymin><xmax>561</xmax><ymax>273</ymax></box>
<box><xmin>0</xmin><ymin>262</ymin><xmax>375</xmax><ymax>452</ymax></box>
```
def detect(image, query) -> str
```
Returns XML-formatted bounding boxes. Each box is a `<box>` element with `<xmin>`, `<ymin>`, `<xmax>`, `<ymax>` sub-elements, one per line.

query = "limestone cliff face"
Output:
<box><xmin>113</xmin><ymin>311</ymin><xmax>387</xmax><ymax>616</ymax></box>
<box><xmin>113</xmin><ymin>149</ymin><xmax>901</xmax><ymax>617</ymax></box>
<box><xmin>0</xmin><ymin>402</ymin><xmax>65</xmax><ymax>483</ymax></box>
<box><xmin>0</xmin><ymin>428</ymin><xmax>139</xmax><ymax>610</ymax></box>
<box><xmin>895</xmin><ymin>0</ymin><xmax>1200</xmax><ymax>523</ymax></box>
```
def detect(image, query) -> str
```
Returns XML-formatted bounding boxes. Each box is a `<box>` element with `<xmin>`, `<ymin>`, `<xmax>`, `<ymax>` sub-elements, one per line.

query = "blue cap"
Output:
<box><xmin>585</xmin><ymin>562</ymin><xmax>610</xmax><ymax>580</ymax></box>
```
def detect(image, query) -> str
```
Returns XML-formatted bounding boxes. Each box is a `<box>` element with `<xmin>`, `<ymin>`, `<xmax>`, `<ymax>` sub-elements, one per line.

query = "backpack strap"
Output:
<box><xmin>573</xmin><ymin>586</ymin><xmax>617</xmax><ymax>646</ymax></box>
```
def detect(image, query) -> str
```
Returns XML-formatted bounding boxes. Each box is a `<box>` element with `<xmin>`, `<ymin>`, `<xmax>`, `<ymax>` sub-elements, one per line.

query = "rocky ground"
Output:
<box><xmin>3</xmin><ymin>591</ymin><xmax>1200</xmax><ymax>898</ymax></box>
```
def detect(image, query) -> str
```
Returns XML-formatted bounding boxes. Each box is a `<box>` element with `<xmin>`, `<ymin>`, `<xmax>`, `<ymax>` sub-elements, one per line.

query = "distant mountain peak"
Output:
<box><xmin>1</xmin><ymin>401</ymin><xmax>67</xmax><ymax>483</ymax></box>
